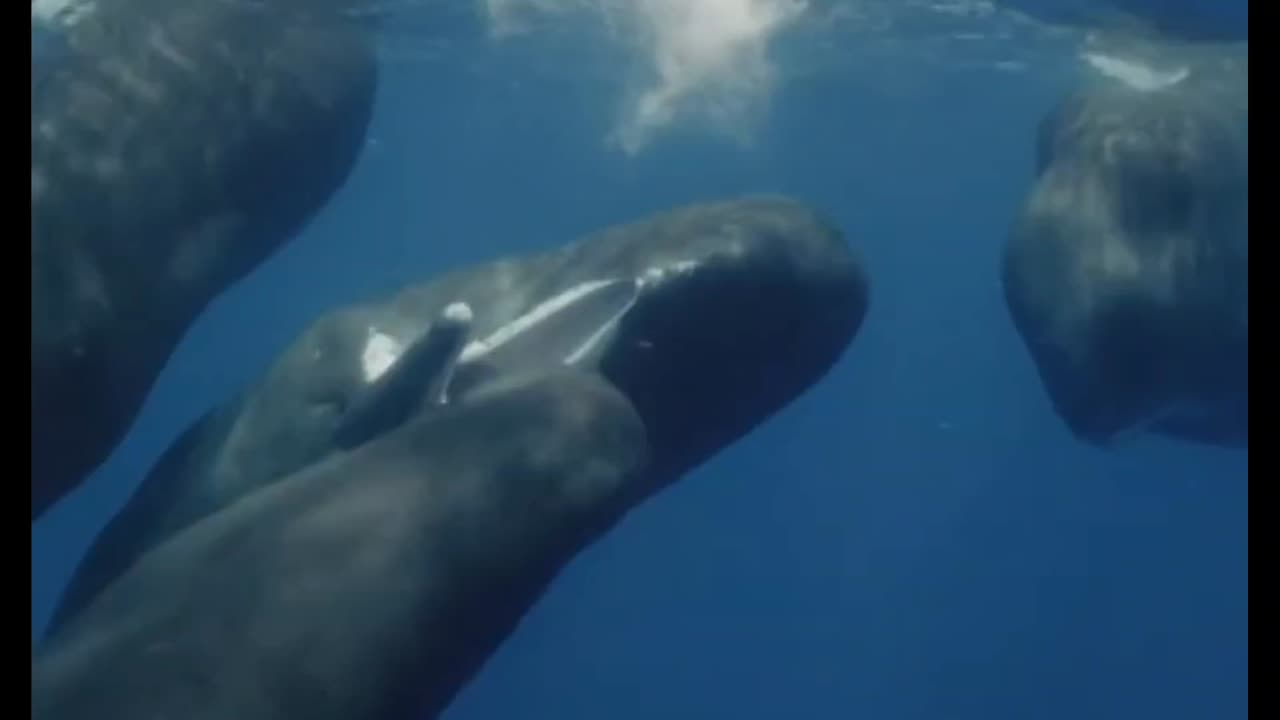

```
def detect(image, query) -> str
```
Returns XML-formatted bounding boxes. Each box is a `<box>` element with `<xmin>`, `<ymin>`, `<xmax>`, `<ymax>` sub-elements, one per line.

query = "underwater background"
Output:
<box><xmin>32</xmin><ymin>1</ymin><xmax>1247</xmax><ymax>718</ymax></box>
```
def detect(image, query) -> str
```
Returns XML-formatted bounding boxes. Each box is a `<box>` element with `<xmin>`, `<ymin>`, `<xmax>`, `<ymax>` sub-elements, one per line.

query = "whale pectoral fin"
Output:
<box><xmin>334</xmin><ymin>304</ymin><xmax>473</xmax><ymax>450</ymax></box>
<box><xmin>333</xmin><ymin>340</ymin><xmax>433</xmax><ymax>451</ymax></box>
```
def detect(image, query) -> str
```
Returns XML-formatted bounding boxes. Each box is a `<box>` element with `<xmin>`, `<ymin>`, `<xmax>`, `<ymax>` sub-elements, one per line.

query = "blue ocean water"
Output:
<box><xmin>32</xmin><ymin>2</ymin><xmax>1247</xmax><ymax>718</ymax></box>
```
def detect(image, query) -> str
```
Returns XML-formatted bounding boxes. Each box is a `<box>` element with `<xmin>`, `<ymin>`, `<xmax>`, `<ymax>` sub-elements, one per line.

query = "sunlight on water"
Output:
<box><xmin>483</xmin><ymin>0</ymin><xmax>806</xmax><ymax>154</ymax></box>
<box><xmin>51</xmin><ymin>0</ymin><xmax>1076</xmax><ymax>155</ymax></box>
<box><xmin>33</xmin><ymin>0</ymin><xmax>1152</xmax><ymax>155</ymax></box>
<box><xmin>473</xmin><ymin>0</ymin><xmax>1080</xmax><ymax>154</ymax></box>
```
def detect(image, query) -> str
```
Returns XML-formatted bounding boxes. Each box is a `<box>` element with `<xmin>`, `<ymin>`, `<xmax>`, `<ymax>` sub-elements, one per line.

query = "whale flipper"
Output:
<box><xmin>333</xmin><ymin>302</ymin><xmax>473</xmax><ymax>450</ymax></box>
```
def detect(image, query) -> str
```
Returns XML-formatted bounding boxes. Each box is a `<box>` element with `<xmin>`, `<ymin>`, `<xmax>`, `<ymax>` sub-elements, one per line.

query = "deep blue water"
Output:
<box><xmin>32</xmin><ymin>2</ymin><xmax>1247</xmax><ymax>718</ymax></box>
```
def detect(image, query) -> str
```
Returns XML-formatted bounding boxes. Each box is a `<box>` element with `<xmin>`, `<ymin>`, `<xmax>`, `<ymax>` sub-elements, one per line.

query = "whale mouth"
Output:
<box><xmin>358</xmin><ymin>256</ymin><xmax>709</xmax><ymax>397</ymax></box>
<box><xmin>441</xmin><ymin>256</ymin><xmax>714</xmax><ymax>403</ymax></box>
<box><xmin>458</xmin><ymin>276</ymin><xmax>643</xmax><ymax>369</ymax></box>
<box><xmin>353</xmin><ymin>264</ymin><xmax>697</xmax><ymax>399</ymax></box>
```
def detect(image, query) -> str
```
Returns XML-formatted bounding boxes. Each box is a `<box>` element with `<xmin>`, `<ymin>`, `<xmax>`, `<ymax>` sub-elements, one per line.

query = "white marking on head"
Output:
<box><xmin>638</xmin><ymin>259</ymin><xmax>702</xmax><ymax>289</ymax></box>
<box><xmin>1081</xmin><ymin>51</ymin><xmax>1189</xmax><ymax>92</ymax></box>
<box><xmin>360</xmin><ymin>328</ymin><xmax>403</xmax><ymax>383</ymax></box>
